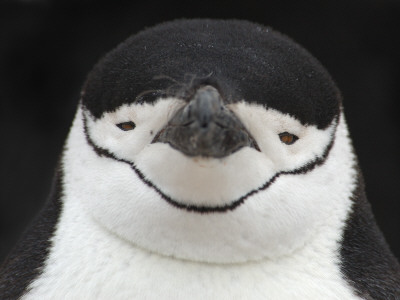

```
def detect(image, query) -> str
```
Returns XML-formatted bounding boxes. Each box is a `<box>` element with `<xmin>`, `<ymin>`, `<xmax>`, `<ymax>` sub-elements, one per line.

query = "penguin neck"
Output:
<box><xmin>54</xmin><ymin>186</ymin><xmax>343</xmax><ymax>264</ymax></box>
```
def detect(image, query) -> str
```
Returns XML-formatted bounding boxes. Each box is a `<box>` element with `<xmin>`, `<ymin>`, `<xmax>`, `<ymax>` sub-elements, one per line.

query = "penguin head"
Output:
<box><xmin>64</xmin><ymin>19</ymin><xmax>356</xmax><ymax>263</ymax></box>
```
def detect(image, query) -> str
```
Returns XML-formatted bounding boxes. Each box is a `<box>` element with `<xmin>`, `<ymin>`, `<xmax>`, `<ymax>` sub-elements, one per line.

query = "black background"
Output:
<box><xmin>1</xmin><ymin>0</ymin><xmax>399</xmax><ymax>262</ymax></box>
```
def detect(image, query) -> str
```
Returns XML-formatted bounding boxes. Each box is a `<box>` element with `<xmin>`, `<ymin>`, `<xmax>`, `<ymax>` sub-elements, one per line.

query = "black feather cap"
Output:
<box><xmin>82</xmin><ymin>19</ymin><xmax>341</xmax><ymax>129</ymax></box>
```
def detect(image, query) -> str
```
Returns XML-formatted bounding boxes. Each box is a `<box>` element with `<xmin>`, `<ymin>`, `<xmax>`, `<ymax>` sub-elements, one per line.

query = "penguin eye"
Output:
<box><xmin>116</xmin><ymin>121</ymin><xmax>136</xmax><ymax>131</ymax></box>
<box><xmin>279</xmin><ymin>132</ymin><xmax>298</xmax><ymax>145</ymax></box>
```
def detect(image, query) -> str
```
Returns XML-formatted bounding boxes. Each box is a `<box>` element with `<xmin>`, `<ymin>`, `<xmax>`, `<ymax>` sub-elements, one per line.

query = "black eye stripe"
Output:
<box><xmin>278</xmin><ymin>132</ymin><xmax>299</xmax><ymax>145</ymax></box>
<box><xmin>116</xmin><ymin>121</ymin><xmax>136</xmax><ymax>131</ymax></box>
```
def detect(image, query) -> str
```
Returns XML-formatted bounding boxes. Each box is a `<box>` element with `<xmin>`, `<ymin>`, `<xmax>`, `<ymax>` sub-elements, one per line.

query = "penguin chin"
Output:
<box><xmin>134</xmin><ymin>143</ymin><xmax>275</xmax><ymax>207</ymax></box>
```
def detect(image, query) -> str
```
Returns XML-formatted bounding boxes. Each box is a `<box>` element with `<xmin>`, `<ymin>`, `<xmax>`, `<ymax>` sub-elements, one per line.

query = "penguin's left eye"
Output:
<box><xmin>116</xmin><ymin>121</ymin><xmax>136</xmax><ymax>131</ymax></box>
<box><xmin>279</xmin><ymin>132</ymin><xmax>298</xmax><ymax>145</ymax></box>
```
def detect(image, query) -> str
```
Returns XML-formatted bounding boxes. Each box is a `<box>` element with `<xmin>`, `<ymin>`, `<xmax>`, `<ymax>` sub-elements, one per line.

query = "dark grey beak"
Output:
<box><xmin>152</xmin><ymin>85</ymin><xmax>260</xmax><ymax>158</ymax></box>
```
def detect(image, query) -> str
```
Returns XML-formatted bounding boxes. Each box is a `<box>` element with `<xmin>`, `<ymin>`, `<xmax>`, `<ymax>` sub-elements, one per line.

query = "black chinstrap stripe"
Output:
<box><xmin>82</xmin><ymin>109</ymin><xmax>337</xmax><ymax>214</ymax></box>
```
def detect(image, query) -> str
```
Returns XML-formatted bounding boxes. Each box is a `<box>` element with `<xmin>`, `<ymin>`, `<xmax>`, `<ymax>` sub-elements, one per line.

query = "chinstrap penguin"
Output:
<box><xmin>1</xmin><ymin>19</ymin><xmax>399</xmax><ymax>299</ymax></box>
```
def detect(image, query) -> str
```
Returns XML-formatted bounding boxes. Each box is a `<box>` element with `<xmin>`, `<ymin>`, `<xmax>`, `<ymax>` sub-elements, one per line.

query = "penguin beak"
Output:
<box><xmin>152</xmin><ymin>85</ymin><xmax>260</xmax><ymax>158</ymax></box>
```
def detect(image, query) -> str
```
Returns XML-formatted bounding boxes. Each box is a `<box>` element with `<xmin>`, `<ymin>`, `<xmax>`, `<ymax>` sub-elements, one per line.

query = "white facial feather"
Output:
<box><xmin>23</xmin><ymin>98</ymin><xmax>360</xmax><ymax>299</ymax></box>
<box><xmin>229</xmin><ymin>102</ymin><xmax>336</xmax><ymax>169</ymax></box>
<box><xmin>58</xmin><ymin>98</ymin><xmax>354</xmax><ymax>264</ymax></box>
<box><xmin>23</xmin><ymin>98</ymin><xmax>361</xmax><ymax>299</ymax></box>
<box><xmin>85</xmin><ymin>99</ymin><xmax>336</xmax><ymax>207</ymax></box>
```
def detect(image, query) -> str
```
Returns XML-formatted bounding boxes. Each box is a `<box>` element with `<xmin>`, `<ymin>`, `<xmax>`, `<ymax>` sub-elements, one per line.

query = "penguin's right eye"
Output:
<box><xmin>278</xmin><ymin>132</ymin><xmax>298</xmax><ymax>145</ymax></box>
<box><xmin>116</xmin><ymin>121</ymin><xmax>136</xmax><ymax>131</ymax></box>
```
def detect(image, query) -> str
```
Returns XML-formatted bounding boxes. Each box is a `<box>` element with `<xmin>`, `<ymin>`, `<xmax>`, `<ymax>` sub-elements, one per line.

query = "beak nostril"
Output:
<box><xmin>200</xmin><ymin>121</ymin><xmax>210</xmax><ymax>128</ymax></box>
